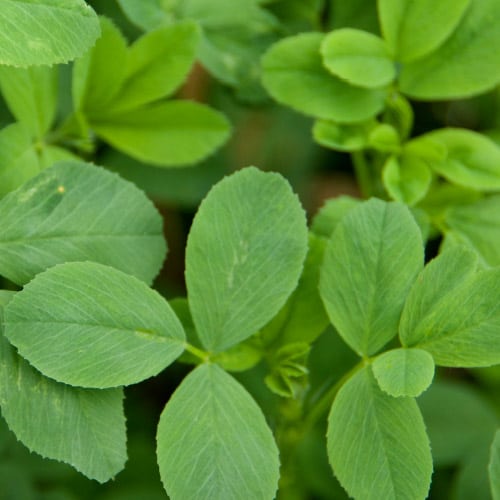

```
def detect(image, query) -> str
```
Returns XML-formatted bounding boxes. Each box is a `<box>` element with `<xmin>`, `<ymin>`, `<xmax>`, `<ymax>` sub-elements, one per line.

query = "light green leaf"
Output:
<box><xmin>4</xmin><ymin>261</ymin><xmax>185</xmax><ymax>388</ymax></box>
<box><xmin>0</xmin><ymin>65</ymin><xmax>58</xmax><ymax>138</ymax></box>
<box><xmin>72</xmin><ymin>17</ymin><xmax>128</xmax><ymax>115</ymax></box>
<box><xmin>0</xmin><ymin>123</ymin><xmax>40</xmax><ymax>197</ymax></box>
<box><xmin>0</xmin><ymin>161</ymin><xmax>166</xmax><ymax>286</ymax></box>
<box><xmin>400</xmin><ymin>246</ymin><xmax>500</xmax><ymax>367</ymax></box>
<box><xmin>320</xmin><ymin>28</ymin><xmax>395</xmax><ymax>88</ymax></box>
<box><xmin>106</xmin><ymin>22</ymin><xmax>200</xmax><ymax>113</ymax></box>
<box><xmin>490</xmin><ymin>430</ymin><xmax>500</xmax><ymax>500</ymax></box>
<box><xmin>261</xmin><ymin>33</ymin><xmax>387</xmax><ymax>123</ymax></box>
<box><xmin>186</xmin><ymin>167</ymin><xmax>308</xmax><ymax>352</ymax></box>
<box><xmin>0</xmin><ymin>296</ymin><xmax>126</xmax><ymax>482</ymax></box>
<box><xmin>327</xmin><ymin>366</ymin><xmax>433</xmax><ymax>500</ymax></box>
<box><xmin>367</xmin><ymin>123</ymin><xmax>400</xmax><ymax>153</ymax></box>
<box><xmin>157</xmin><ymin>363</ymin><xmax>280</xmax><ymax>499</ymax></box>
<box><xmin>319</xmin><ymin>199</ymin><xmax>424</xmax><ymax>356</ymax></box>
<box><xmin>116</xmin><ymin>0</ymin><xmax>169</xmax><ymax>31</ymax></box>
<box><xmin>38</xmin><ymin>145</ymin><xmax>80</xmax><ymax>169</ymax></box>
<box><xmin>378</xmin><ymin>0</ymin><xmax>470</xmax><ymax>62</ymax></box>
<box><xmin>418</xmin><ymin>379</ymin><xmax>498</xmax><ymax>467</ymax></box>
<box><xmin>313</xmin><ymin>119</ymin><xmax>376</xmax><ymax>152</ymax></box>
<box><xmin>372</xmin><ymin>348</ymin><xmax>435</xmax><ymax>397</ymax></box>
<box><xmin>92</xmin><ymin>100</ymin><xmax>230</xmax><ymax>167</ymax></box>
<box><xmin>399</xmin><ymin>0</ymin><xmax>500</xmax><ymax>99</ymax></box>
<box><xmin>0</xmin><ymin>0</ymin><xmax>100</xmax><ymax>67</ymax></box>
<box><xmin>445</xmin><ymin>195</ymin><xmax>500</xmax><ymax>267</ymax></box>
<box><xmin>382</xmin><ymin>154</ymin><xmax>432</xmax><ymax>205</ymax></box>
<box><xmin>419</xmin><ymin>128</ymin><xmax>500</xmax><ymax>191</ymax></box>
<box><xmin>311</xmin><ymin>195</ymin><xmax>361</xmax><ymax>239</ymax></box>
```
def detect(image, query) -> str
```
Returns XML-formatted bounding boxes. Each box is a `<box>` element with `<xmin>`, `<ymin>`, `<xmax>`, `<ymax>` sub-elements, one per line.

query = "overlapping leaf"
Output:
<box><xmin>0</xmin><ymin>291</ymin><xmax>127</xmax><ymax>482</ymax></box>
<box><xmin>0</xmin><ymin>0</ymin><xmax>100</xmax><ymax>67</ymax></box>
<box><xmin>4</xmin><ymin>262</ymin><xmax>185</xmax><ymax>388</ymax></box>
<box><xmin>0</xmin><ymin>161</ymin><xmax>166</xmax><ymax>285</ymax></box>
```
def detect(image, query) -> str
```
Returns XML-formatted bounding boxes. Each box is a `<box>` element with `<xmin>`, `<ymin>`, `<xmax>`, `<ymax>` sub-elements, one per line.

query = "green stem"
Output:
<box><xmin>352</xmin><ymin>151</ymin><xmax>373</xmax><ymax>198</ymax></box>
<box><xmin>302</xmin><ymin>360</ymin><xmax>365</xmax><ymax>433</ymax></box>
<box><xmin>184</xmin><ymin>342</ymin><xmax>210</xmax><ymax>363</ymax></box>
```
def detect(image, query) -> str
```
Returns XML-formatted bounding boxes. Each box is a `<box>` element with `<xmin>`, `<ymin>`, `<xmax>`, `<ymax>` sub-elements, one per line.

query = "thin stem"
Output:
<box><xmin>184</xmin><ymin>342</ymin><xmax>210</xmax><ymax>363</ymax></box>
<box><xmin>352</xmin><ymin>151</ymin><xmax>373</xmax><ymax>198</ymax></box>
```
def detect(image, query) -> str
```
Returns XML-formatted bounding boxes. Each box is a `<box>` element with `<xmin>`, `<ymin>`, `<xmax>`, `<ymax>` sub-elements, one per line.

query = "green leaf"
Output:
<box><xmin>399</xmin><ymin>0</ymin><xmax>500</xmax><ymax>99</ymax></box>
<box><xmin>92</xmin><ymin>100</ymin><xmax>230</xmax><ymax>167</ymax></box>
<box><xmin>418</xmin><ymin>379</ymin><xmax>498</xmax><ymax>467</ymax></box>
<box><xmin>419</xmin><ymin>128</ymin><xmax>500</xmax><ymax>191</ymax></box>
<box><xmin>0</xmin><ymin>65</ymin><xmax>58</xmax><ymax>138</ymax></box>
<box><xmin>261</xmin><ymin>33</ymin><xmax>387</xmax><ymax>123</ymax></box>
<box><xmin>367</xmin><ymin>123</ymin><xmax>400</xmax><ymax>153</ymax></box>
<box><xmin>116</xmin><ymin>0</ymin><xmax>169</xmax><ymax>31</ymax></box>
<box><xmin>157</xmin><ymin>363</ymin><xmax>280</xmax><ymax>499</ymax></box>
<box><xmin>313</xmin><ymin>119</ymin><xmax>376</xmax><ymax>152</ymax></box>
<box><xmin>186</xmin><ymin>167</ymin><xmax>308</xmax><ymax>352</ymax></box>
<box><xmin>382</xmin><ymin>154</ymin><xmax>432</xmax><ymax>205</ymax></box>
<box><xmin>327</xmin><ymin>366</ymin><xmax>432</xmax><ymax>500</ymax></box>
<box><xmin>72</xmin><ymin>17</ymin><xmax>128</xmax><ymax>115</ymax></box>
<box><xmin>378</xmin><ymin>0</ymin><xmax>470</xmax><ymax>63</ymax></box>
<box><xmin>0</xmin><ymin>161</ymin><xmax>167</xmax><ymax>285</ymax></box>
<box><xmin>4</xmin><ymin>261</ymin><xmax>185</xmax><ymax>388</ymax></box>
<box><xmin>0</xmin><ymin>123</ymin><xmax>40</xmax><ymax>197</ymax></box>
<box><xmin>0</xmin><ymin>291</ymin><xmax>127</xmax><ymax>482</ymax></box>
<box><xmin>0</xmin><ymin>0</ymin><xmax>100</xmax><ymax>67</ymax></box>
<box><xmin>372</xmin><ymin>348</ymin><xmax>435</xmax><ymax>397</ymax></box>
<box><xmin>400</xmin><ymin>246</ymin><xmax>500</xmax><ymax>367</ymax></box>
<box><xmin>319</xmin><ymin>199</ymin><xmax>424</xmax><ymax>356</ymax></box>
<box><xmin>106</xmin><ymin>22</ymin><xmax>200</xmax><ymax>113</ymax></box>
<box><xmin>490</xmin><ymin>430</ymin><xmax>500</xmax><ymax>500</ymax></box>
<box><xmin>445</xmin><ymin>195</ymin><xmax>500</xmax><ymax>267</ymax></box>
<box><xmin>311</xmin><ymin>195</ymin><xmax>361</xmax><ymax>238</ymax></box>
<box><xmin>320</xmin><ymin>28</ymin><xmax>395</xmax><ymax>88</ymax></box>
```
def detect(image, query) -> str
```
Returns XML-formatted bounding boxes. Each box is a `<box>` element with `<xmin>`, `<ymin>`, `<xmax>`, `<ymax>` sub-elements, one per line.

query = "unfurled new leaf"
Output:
<box><xmin>399</xmin><ymin>0</ymin><xmax>500</xmax><ymax>99</ymax></box>
<box><xmin>0</xmin><ymin>161</ymin><xmax>166</xmax><ymax>285</ymax></box>
<box><xmin>0</xmin><ymin>292</ymin><xmax>127</xmax><ymax>482</ymax></box>
<box><xmin>4</xmin><ymin>262</ymin><xmax>185</xmax><ymax>388</ymax></box>
<box><xmin>313</xmin><ymin>119</ymin><xmax>375</xmax><ymax>152</ymax></box>
<box><xmin>0</xmin><ymin>0</ymin><xmax>100</xmax><ymax>67</ymax></box>
<box><xmin>157</xmin><ymin>363</ymin><xmax>280</xmax><ymax>499</ymax></box>
<box><xmin>320</xmin><ymin>29</ymin><xmax>395</xmax><ymax>89</ymax></box>
<box><xmin>327</xmin><ymin>366</ymin><xmax>433</xmax><ymax>500</ymax></box>
<box><xmin>320</xmin><ymin>199</ymin><xmax>424</xmax><ymax>356</ymax></box>
<box><xmin>92</xmin><ymin>100</ymin><xmax>230</xmax><ymax>167</ymax></box>
<box><xmin>186</xmin><ymin>167</ymin><xmax>308</xmax><ymax>352</ymax></box>
<box><xmin>372</xmin><ymin>348</ymin><xmax>435</xmax><ymax>397</ymax></box>
<box><xmin>261</xmin><ymin>33</ymin><xmax>386</xmax><ymax>123</ymax></box>
<box><xmin>378</xmin><ymin>0</ymin><xmax>470</xmax><ymax>62</ymax></box>
<box><xmin>400</xmin><ymin>247</ymin><xmax>500</xmax><ymax>367</ymax></box>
